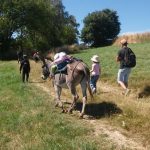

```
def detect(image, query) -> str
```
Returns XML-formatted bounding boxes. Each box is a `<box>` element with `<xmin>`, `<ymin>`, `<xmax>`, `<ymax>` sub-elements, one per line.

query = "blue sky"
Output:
<box><xmin>62</xmin><ymin>0</ymin><xmax>150</xmax><ymax>35</ymax></box>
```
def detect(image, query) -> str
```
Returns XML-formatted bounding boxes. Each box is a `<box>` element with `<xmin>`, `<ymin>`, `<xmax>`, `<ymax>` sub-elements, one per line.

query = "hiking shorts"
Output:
<box><xmin>117</xmin><ymin>68</ymin><xmax>131</xmax><ymax>83</ymax></box>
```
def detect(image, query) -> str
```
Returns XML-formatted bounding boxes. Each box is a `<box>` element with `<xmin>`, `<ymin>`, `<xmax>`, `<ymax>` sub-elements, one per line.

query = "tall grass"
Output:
<box><xmin>113</xmin><ymin>32</ymin><xmax>150</xmax><ymax>45</ymax></box>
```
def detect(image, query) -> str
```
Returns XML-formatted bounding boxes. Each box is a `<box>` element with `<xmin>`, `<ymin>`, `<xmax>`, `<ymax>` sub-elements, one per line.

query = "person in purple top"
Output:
<box><xmin>90</xmin><ymin>55</ymin><xmax>101</xmax><ymax>94</ymax></box>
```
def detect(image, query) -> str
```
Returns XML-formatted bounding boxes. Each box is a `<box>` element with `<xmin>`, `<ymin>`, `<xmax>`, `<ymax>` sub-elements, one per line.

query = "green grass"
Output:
<box><xmin>0</xmin><ymin>43</ymin><xmax>150</xmax><ymax>149</ymax></box>
<box><xmin>73</xmin><ymin>43</ymin><xmax>150</xmax><ymax>87</ymax></box>
<box><xmin>73</xmin><ymin>43</ymin><xmax>150</xmax><ymax>146</ymax></box>
<box><xmin>0</xmin><ymin>61</ymin><xmax>116</xmax><ymax>150</ymax></box>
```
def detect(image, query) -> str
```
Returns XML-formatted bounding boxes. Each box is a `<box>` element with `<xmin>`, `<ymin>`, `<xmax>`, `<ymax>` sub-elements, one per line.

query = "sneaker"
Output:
<box><xmin>125</xmin><ymin>89</ymin><xmax>130</xmax><ymax>96</ymax></box>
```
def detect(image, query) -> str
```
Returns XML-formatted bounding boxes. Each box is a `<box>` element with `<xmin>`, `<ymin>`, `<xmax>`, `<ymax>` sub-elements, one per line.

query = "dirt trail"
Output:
<box><xmin>30</xmin><ymin>79</ymin><xmax>147</xmax><ymax>150</ymax></box>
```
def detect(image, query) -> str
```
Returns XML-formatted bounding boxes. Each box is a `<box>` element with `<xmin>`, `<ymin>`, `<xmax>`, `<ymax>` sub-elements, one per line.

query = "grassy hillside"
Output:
<box><xmin>73</xmin><ymin>42</ymin><xmax>150</xmax><ymax>89</ymax></box>
<box><xmin>0</xmin><ymin>42</ymin><xmax>150</xmax><ymax>149</ymax></box>
<box><xmin>0</xmin><ymin>61</ymin><xmax>117</xmax><ymax>150</ymax></box>
<box><xmin>72</xmin><ymin>43</ymin><xmax>150</xmax><ymax>147</ymax></box>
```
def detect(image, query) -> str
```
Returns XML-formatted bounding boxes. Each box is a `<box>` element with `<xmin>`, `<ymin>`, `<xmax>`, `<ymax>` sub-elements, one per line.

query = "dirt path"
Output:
<box><xmin>30</xmin><ymin>79</ymin><xmax>147</xmax><ymax>150</ymax></box>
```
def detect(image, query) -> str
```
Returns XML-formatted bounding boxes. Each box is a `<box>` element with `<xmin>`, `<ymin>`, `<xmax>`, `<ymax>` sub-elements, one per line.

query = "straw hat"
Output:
<box><xmin>120</xmin><ymin>39</ymin><xmax>128</xmax><ymax>45</ymax></box>
<box><xmin>91</xmin><ymin>55</ymin><xmax>99</xmax><ymax>63</ymax></box>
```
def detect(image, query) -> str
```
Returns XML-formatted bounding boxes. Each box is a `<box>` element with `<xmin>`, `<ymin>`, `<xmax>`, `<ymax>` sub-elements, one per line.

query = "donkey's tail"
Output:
<box><xmin>82</xmin><ymin>63</ymin><xmax>94</xmax><ymax>100</ymax></box>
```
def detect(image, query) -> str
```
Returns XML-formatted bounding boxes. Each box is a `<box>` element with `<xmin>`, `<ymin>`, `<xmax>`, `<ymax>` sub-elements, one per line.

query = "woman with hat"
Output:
<box><xmin>90</xmin><ymin>55</ymin><xmax>101</xmax><ymax>94</ymax></box>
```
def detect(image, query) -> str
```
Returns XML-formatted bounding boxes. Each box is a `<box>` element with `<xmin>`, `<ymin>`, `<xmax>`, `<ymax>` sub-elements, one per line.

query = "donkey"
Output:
<box><xmin>41</xmin><ymin>58</ymin><xmax>93</xmax><ymax>117</ymax></box>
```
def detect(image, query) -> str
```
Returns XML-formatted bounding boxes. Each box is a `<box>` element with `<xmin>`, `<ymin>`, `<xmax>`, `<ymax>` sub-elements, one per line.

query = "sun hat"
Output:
<box><xmin>120</xmin><ymin>39</ymin><xmax>128</xmax><ymax>45</ymax></box>
<box><xmin>91</xmin><ymin>55</ymin><xmax>99</xmax><ymax>63</ymax></box>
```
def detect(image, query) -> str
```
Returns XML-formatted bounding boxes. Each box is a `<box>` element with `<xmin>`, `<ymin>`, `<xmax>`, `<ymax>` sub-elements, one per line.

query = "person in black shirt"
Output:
<box><xmin>20</xmin><ymin>55</ymin><xmax>30</xmax><ymax>82</ymax></box>
<box><xmin>116</xmin><ymin>39</ymin><xmax>131</xmax><ymax>96</ymax></box>
<box><xmin>17</xmin><ymin>50</ymin><xmax>23</xmax><ymax>63</ymax></box>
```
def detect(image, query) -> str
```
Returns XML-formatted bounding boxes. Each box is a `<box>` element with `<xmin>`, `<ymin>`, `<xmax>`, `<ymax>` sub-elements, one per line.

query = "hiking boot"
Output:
<box><xmin>125</xmin><ymin>89</ymin><xmax>130</xmax><ymax>96</ymax></box>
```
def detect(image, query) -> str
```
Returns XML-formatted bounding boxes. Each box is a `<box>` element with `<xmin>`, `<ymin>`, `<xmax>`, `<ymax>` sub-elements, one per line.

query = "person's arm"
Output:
<box><xmin>116</xmin><ymin>56</ymin><xmax>120</xmax><ymax>62</ymax></box>
<box><xmin>116</xmin><ymin>50</ymin><xmax>121</xmax><ymax>62</ymax></box>
<box><xmin>90</xmin><ymin>64</ymin><xmax>94</xmax><ymax>73</ymax></box>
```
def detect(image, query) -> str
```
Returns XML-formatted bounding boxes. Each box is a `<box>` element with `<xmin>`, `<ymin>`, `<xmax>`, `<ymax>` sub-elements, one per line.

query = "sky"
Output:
<box><xmin>62</xmin><ymin>0</ymin><xmax>150</xmax><ymax>35</ymax></box>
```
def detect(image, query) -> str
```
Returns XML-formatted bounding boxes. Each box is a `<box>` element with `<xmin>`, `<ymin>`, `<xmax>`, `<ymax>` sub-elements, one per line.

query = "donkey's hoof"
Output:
<box><xmin>79</xmin><ymin>113</ymin><xmax>84</xmax><ymax>119</ymax></box>
<box><xmin>68</xmin><ymin>109</ymin><xmax>73</xmax><ymax>114</ymax></box>
<box><xmin>61</xmin><ymin>109</ymin><xmax>65</xmax><ymax>113</ymax></box>
<box><xmin>55</xmin><ymin>103</ymin><xmax>59</xmax><ymax>108</ymax></box>
<box><xmin>63</xmin><ymin>109</ymin><xmax>68</xmax><ymax>113</ymax></box>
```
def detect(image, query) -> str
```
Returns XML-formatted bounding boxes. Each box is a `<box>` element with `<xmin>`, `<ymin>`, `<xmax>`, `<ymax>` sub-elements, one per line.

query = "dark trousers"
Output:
<box><xmin>22</xmin><ymin>71</ymin><xmax>29</xmax><ymax>82</ymax></box>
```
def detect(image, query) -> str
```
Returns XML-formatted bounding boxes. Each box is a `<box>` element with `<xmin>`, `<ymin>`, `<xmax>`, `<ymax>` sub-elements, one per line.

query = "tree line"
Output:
<box><xmin>0</xmin><ymin>0</ymin><xmax>120</xmax><ymax>59</ymax></box>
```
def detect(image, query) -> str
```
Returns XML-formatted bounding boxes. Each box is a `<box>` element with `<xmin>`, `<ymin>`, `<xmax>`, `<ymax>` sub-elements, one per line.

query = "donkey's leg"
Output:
<box><xmin>80</xmin><ymin>79</ymin><xmax>87</xmax><ymax>117</ymax></box>
<box><xmin>67</xmin><ymin>83</ymin><xmax>78</xmax><ymax>113</ymax></box>
<box><xmin>54</xmin><ymin>85</ymin><xmax>63</xmax><ymax>109</ymax></box>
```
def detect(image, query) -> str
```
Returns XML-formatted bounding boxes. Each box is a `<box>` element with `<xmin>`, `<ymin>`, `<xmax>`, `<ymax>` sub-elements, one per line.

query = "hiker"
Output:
<box><xmin>90</xmin><ymin>55</ymin><xmax>101</xmax><ymax>94</ymax></box>
<box><xmin>17</xmin><ymin>50</ymin><xmax>23</xmax><ymax>63</ymax></box>
<box><xmin>50</xmin><ymin>52</ymin><xmax>72</xmax><ymax>77</ymax></box>
<box><xmin>20</xmin><ymin>55</ymin><xmax>31</xmax><ymax>82</ymax></box>
<box><xmin>33</xmin><ymin>51</ymin><xmax>40</xmax><ymax>62</ymax></box>
<box><xmin>116</xmin><ymin>39</ymin><xmax>136</xmax><ymax>96</ymax></box>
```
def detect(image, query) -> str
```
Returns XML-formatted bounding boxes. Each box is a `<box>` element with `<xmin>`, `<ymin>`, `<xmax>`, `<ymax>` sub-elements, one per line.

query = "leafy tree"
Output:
<box><xmin>0</xmin><ymin>0</ymin><xmax>79</xmax><ymax>59</ymax></box>
<box><xmin>81</xmin><ymin>9</ymin><xmax>120</xmax><ymax>47</ymax></box>
<box><xmin>62</xmin><ymin>14</ymin><xmax>79</xmax><ymax>45</ymax></box>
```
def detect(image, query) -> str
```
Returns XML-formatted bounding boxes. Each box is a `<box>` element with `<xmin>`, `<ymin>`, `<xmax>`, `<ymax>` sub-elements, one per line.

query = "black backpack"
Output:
<box><xmin>124</xmin><ymin>48</ymin><xmax>136</xmax><ymax>68</ymax></box>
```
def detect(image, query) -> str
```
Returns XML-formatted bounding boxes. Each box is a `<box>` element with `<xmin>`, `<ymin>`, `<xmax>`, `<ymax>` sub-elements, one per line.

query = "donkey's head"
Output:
<box><xmin>41</xmin><ymin>64</ymin><xmax>50</xmax><ymax>80</ymax></box>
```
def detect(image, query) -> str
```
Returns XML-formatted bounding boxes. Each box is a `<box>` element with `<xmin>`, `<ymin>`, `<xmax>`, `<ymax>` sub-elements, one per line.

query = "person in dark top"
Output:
<box><xmin>116</xmin><ymin>39</ymin><xmax>131</xmax><ymax>96</ymax></box>
<box><xmin>20</xmin><ymin>55</ymin><xmax>30</xmax><ymax>82</ymax></box>
<box><xmin>17</xmin><ymin>50</ymin><xmax>23</xmax><ymax>63</ymax></box>
<box><xmin>33</xmin><ymin>51</ymin><xmax>40</xmax><ymax>62</ymax></box>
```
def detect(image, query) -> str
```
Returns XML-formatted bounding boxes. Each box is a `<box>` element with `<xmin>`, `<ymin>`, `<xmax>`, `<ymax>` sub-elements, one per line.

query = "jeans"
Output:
<box><xmin>90</xmin><ymin>75</ymin><xmax>99</xmax><ymax>91</ymax></box>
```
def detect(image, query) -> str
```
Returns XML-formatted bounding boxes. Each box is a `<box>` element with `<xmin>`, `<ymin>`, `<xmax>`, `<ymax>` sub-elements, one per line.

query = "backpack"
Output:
<box><xmin>124</xmin><ymin>48</ymin><xmax>136</xmax><ymax>68</ymax></box>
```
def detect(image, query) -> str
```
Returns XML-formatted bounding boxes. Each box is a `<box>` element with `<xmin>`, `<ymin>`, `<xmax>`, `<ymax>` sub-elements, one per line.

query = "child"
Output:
<box><xmin>90</xmin><ymin>55</ymin><xmax>101</xmax><ymax>94</ymax></box>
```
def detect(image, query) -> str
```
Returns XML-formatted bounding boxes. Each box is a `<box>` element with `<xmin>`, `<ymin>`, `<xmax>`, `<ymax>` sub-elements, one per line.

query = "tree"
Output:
<box><xmin>0</xmin><ymin>0</ymin><xmax>79</xmax><ymax>59</ymax></box>
<box><xmin>81</xmin><ymin>9</ymin><xmax>120</xmax><ymax>47</ymax></box>
<box><xmin>62</xmin><ymin>14</ymin><xmax>79</xmax><ymax>45</ymax></box>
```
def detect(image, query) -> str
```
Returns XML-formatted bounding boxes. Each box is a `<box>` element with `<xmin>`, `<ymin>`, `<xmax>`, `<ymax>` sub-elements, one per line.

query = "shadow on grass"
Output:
<box><xmin>138</xmin><ymin>85</ymin><xmax>150</xmax><ymax>98</ymax></box>
<box><xmin>75</xmin><ymin>101</ymin><xmax>122</xmax><ymax>119</ymax></box>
